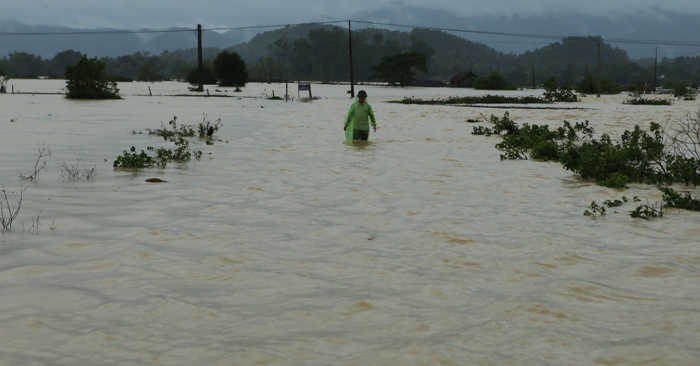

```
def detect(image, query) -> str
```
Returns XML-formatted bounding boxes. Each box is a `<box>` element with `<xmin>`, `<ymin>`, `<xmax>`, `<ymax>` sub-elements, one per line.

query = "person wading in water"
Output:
<box><xmin>343</xmin><ymin>90</ymin><xmax>377</xmax><ymax>141</ymax></box>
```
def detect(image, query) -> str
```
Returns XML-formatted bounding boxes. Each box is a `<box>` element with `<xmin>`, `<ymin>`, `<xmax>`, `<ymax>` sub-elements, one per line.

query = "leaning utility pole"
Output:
<box><xmin>597</xmin><ymin>41</ymin><xmax>601</xmax><ymax>98</ymax></box>
<box><xmin>197</xmin><ymin>24</ymin><xmax>204</xmax><ymax>92</ymax></box>
<box><xmin>348</xmin><ymin>20</ymin><xmax>355</xmax><ymax>98</ymax></box>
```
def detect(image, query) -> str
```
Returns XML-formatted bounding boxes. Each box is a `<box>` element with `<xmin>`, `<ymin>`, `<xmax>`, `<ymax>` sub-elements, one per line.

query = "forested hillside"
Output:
<box><xmin>2</xmin><ymin>24</ymin><xmax>699</xmax><ymax>88</ymax></box>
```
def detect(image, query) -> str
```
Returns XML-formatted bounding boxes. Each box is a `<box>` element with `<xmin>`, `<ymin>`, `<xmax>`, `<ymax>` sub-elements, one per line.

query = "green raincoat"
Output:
<box><xmin>344</xmin><ymin>98</ymin><xmax>376</xmax><ymax>141</ymax></box>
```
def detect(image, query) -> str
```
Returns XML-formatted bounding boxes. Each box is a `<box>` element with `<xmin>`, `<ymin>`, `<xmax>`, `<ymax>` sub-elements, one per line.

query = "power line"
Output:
<box><xmin>348</xmin><ymin>20</ymin><xmax>700</xmax><ymax>48</ymax></box>
<box><xmin>2</xmin><ymin>19</ymin><xmax>700</xmax><ymax>50</ymax></box>
<box><xmin>350</xmin><ymin>20</ymin><xmax>565</xmax><ymax>41</ymax></box>
<box><xmin>205</xmin><ymin>20</ymin><xmax>345</xmax><ymax>32</ymax></box>
<box><xmin>0</xmin><ymin>28</ymin><xmax>196</xmax><ymax>36</ymax></box>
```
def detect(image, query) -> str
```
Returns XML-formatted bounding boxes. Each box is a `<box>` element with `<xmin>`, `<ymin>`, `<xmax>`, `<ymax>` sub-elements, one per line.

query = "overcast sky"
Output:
<box><xmin>3</xmin><ymin>0</ymin><xmax>699</xmax><ymax>30</ymax></box>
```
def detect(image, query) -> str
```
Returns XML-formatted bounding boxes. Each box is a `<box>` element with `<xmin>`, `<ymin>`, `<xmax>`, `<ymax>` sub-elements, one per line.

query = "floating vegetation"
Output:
<box><xmin>471</xmin><ymin>112</ymin><xmax>593</xmax><ymax>162</ymax></box>
<box><xmin>400</xmin><ymin>94</ymin><xmax>551</xmax><ymax>105</ymax></box>
<box><xmin>473</xmin><ymin>110</ymin><xmax>700</xmax><ymax>219</ymax></box>
<box><xmin>630</xmin><ymin>201</ymin><xmax>664</xmax><ymax>220</ymax></box>
<box><xmin>660</xmin><ymin>187</ymin><xmax>700</xmax><ymax>211</ymax></box>
<box><xmin>623</xmin><ymin>97</ymin><xmax>673</xmax><ymax>105</ymax></box>
<box><xmin>115</xmin><ymin>115</ymin><xmax>221</xmax><ymax>168</ymax></box>
<box><xmin>584</xmin><ymin>196</ymin><xmax>662</xmax><ymax>219</ymax></box>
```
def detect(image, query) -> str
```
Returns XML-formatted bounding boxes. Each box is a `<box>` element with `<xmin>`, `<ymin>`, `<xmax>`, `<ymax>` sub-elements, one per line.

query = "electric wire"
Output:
<box><xmin>1</xmin><ymin>19</ymin><xmax>699</xmax><ymax>50</ymax></box>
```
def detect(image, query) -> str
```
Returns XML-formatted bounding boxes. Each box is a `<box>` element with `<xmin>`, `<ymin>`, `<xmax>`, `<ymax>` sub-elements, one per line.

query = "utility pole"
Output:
<box><xmin>532</xmin><ymin>65</ymin><xmax>535</xmax><ymax>89</ymax></box>
<box><xmin>197</xmin><ymin>24</ymin><xmax>204</xmax><ymax>92</ymax></box>
<box><xmin>348</xmin><ymin>20</ymin><xmax>355</xmax><ymax>98</ymax></box>
<box><xmin>653</xmin><ymin>47</ymin><xmax>658</xmax><ymax>94</ymax></box>
<box><xmin>597</xmin><ymin>41</ymin><xmax>601</xmax><ymax>98</ymax></box>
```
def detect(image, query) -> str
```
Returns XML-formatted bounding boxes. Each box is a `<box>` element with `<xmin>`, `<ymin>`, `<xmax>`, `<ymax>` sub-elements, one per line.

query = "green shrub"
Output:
<box><xmin>559</xmin><ymin>125</ymin><xmax>665</xmax><ymax>186</ymax></box>
<box><xmin>187</xmin><ymin>64</ymin><xmax>217</xmax><ymax>85</ymax></box>
<box><xmin>660</xmin><ymin>187</ymin><xmax>700</xmax><ymax>211</ymax></box>
<box><xmin>197</xmin><ymin>115</ymin><xmax>222</xmax><ymax>138</ymax></box>
<box><xmin>147</xmin><ymin>116</ymin><xmax>195</xmax><ymax>140</ymax></box>
<box><xmin>576</xmin><ymin>75</ymin><xmax>622</xmax><ymax>95</ymax></box>
<box><xmin>472</xmin><ymin>73</ymin><xmax>514</xmax><ymax>90</ymax></box>
<box><xmin>113</xmin><ymin>147</ymin><xmax>155</xmax><ymax>168</ymax></box>
<box><xmin>630</xmin><ymin>202</ymin><xmax>664</xmax><ymax>219</ymax></box>
<box><xmin>474</xmin><ymin>113</ymin><xmax>593</xmax><ymax>162</ymax></box>
<box><xmin>624</xmin><ymin>97</ymin><xmax>673</xmax><ymax>105</ymax></box>
<box><xmin>543</xmin><ymin>77</ymin><xmax>580</xmax><ymax>102</ymax></box>
<box><xmin>115</xmin><ymin>115</ymin><xmax>215</xmax><ymax>168</ymax></box>
<box><xmin>214</xmin><ymin>51</ymin><xmax>248</xmax><ymax>87</ymax></box>
<box><xmin>65</xmin><ymin>56</ymin><xmax>120</xmax><ymax>99</ymax></box>
<box><xmin>401</xmin><ymin>94</ymin><xmax>549</xmax><ymax>105</ymax></box>
<box><xmin>600</xmin><ymin>172</ymin><xmax>629</xmax><ymax>189</ymax></box>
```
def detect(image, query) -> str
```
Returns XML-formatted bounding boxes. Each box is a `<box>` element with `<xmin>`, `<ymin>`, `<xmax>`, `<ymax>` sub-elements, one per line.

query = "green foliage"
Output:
<box><xmin>543</xmin><ymin>77</ymin><xmax>580</xmax><ymax>102</ymax></box>
<box><xmin>559</xmin><ymin>125</ymin><xmax>666</xmax><ymax>186</ymax></box>
<box><xmin>114</xmin><ymin>115</ymin><xmax>217</xmax><ymax>168</ymax></box>
<box><xmin>137</xmin><ymin>62</ymin><xmax>165</xmax><ymax>82</ymax></box>
<box><xmin>471</xmin><ymin>108</ymin><xmax>700</xmax><ymax>220</ymax></box>
<box><xmin>370</xmin><ymin>52</ymin><xmax>428</xmax><ymax>87</ymax></box>
<box><xmin>3</xmin><ymin>26</ymin><xmax>700</xmax><ymax>86</ymax></box>
<box><xmin>472</xmin><ymin>73</ymin><xmax>514</xmax><ymax>90</ymax></box>
<box><xmin>471</xmin><ymin>110</ymin><xmax>700</xmax><ymax>190</ymax></box>
<box><xmin>660</xmin><ymin>187</ymin><xmax>700</xmax><ymax>211</ymax></box>
<box><xmin>583</xmin><ymin>201</ymin><xmax>607</xmax><ymax>216</ymax></box>
<box><xmin>600</xmin><ymin>172</ymin><xmax>629</xmax><ymax>189</ymax></box>
<box><xmin>65</xmin><ymin>56</ymin><xmax>121</xmax><ymax>99</ymax></box>
<box><xmin>198</xmin><ymin>115</ymin><xmax>223</xmax><ymax>138</ymax></box>
<box><xmin>401</xmin><ymin>94</ymin><xmax>549</xmax><ymax>105</ymax></box>
<box><xmin>147</xmin><ymin>137</ymin><xmax>201</xmax><ymax>166</ymax></box>
<box><xmin>113</xmin><ymin>146</ymin><xmax>155</xmax><ymax>168</ymax></box>
<box><xmin>114</xmin><ymin>138</ymin><xmax>201</xmax><ymax>169</ymax></box>
<box><xmin>49</xmin><ymin>50</ymin><xmax>83</xmax><ymax>77</ymax></box>
<box><xmin>623</xmin><ymin>96</ymin><xmax>673</xmax><ymax>105</ymax></box>
<box><xmin>666</xmin><ymin>155</ymin><xmax>700</xmax><ymax>185</ymax></box>
<box><xmin>630</xmin><ymin>202</ymin><xmax>664</xmax><ymax>219</ymax></box>
<box><xmin>148</xmin><ymin>115</ymin><xmax>222</xmax><ymax>142</ymax></box>
<box><xmin>667</xmin><ymin>82</ymin><xmax>697</xmax><ymax>100</ymax></box>
<box><xmin>575</xmin><ymin>75</ymin><xmax>622</xmax><ymax>95</ymax></box>
<box><xmin>186</xmin><ymin>64</ymin><xmax>218</xmax><ymax>85</ymax></box>
<box><xmin>584</xmin><ymin>196</ymin><xmax>663</xmax><ymax>219</ymax></box>
<box><xmin>604</xmin><ymin>198</ymin><xmax>625</xmax><ymax>207</ymax></box>
<box><xmin>473</xmin><ymin>112</ymin><xmax>593</xmax><ymax>162</ymax></box>
<box><xmin>147</xmin><ymin>116</ymin><xmax>196</xmax><ymax>140</ymax></box>
<box><xmin>213</xmin><ymin>51</ymin><xmax>248</xmax><ymax>87</ymax></box>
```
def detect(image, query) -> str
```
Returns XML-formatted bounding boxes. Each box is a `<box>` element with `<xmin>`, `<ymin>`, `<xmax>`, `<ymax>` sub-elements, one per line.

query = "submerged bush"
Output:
<box><xmin>474</xmin><ymin>110</ymin><xmax>700</xmax><ymax>193</ymax></box>
<box><xmin>660</xmin><ymin>187</ymin><xmax>700</xmax><ymax>211</ymax></box>
<box><xmin>543</xmin><ymin>77</ymin><xmax>580</xmax><ymax>103</ymax></box>
<box><xmin>65</xmin><ymin>56</ymin><xmax>120</xmax><ymax>99</ymax></box>
<box><xmin>473</xmin><ymin>112</ymin><xmax>593</xmax><ymax>162</ymax></box>
<box><xmin>575</xmin><ymin>75</ymin><xmax>622</xmax><ymax>95</ymax></box>
<box><xmin>113</xmin><ymin>147</ymin><xmax>155</xmax><ymax>168</ymax></box>
<box><xmin>624</xmin><ymin>96</ymin><xmax>673</xmax><ymax>105</ymax></box>
<box><xmin>472</xmin><ymin>73</ymin><xmax>514</xmax><ymax>90</ymax></box>
<box><xmin>402</xmin><ymin>94</ymin><xmax>549</xmax><ymax>105</ymax></box>
<box><xmin>114</xmin><ymin>115</ymin><xmax>220</xmax><ymax>168</ymax></box>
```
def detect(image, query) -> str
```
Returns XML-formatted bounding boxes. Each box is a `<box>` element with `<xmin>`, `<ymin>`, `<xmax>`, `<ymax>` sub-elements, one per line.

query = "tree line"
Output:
<box><xmin>1</xmin><ymin>24</ymin><xmax>699</xmax><ymax>89</ymax></box>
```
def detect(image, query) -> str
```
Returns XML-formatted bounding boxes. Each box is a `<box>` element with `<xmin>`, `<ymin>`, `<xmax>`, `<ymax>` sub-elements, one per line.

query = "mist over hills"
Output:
<box><xmin>0</xmin><ymin>20</ymin><xmax>249</xmax><ymax>59</ymax></box>
<box><xmin>1</xmin><ymin>8</ymin><xmax>698</xmax><ymax>60</ymax></box>
<box><xmin>352</xmin><ymin>6</ymin><xmax>700</xmax><ymax>59</ymax></box>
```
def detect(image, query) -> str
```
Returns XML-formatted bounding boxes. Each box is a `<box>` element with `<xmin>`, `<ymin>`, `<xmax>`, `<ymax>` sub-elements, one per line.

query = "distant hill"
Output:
<box><xmin>2</xmin><ymin>21</ymin><xmax>698</xmax><ymax>86</ymax></box>
<box><xmin>0</xmin><ymin>20</ymin><xmax>249</xmax><ymax>58</ymax></box>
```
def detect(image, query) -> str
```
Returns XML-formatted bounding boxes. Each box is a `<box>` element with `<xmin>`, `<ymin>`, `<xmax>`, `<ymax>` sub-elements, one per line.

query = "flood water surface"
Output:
<box><xmin>1</xmin><ymin>80</ymin><xmax>699</xmax><ymax>365</ymax></box>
